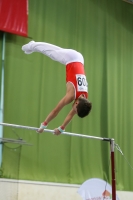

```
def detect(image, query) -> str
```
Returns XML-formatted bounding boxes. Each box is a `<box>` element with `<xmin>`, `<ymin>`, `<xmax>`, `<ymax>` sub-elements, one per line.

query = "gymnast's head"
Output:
<box><xmin>73</xmin><ymin>95</ymin><xmax>92</xmax><ymax>118</ymax></box>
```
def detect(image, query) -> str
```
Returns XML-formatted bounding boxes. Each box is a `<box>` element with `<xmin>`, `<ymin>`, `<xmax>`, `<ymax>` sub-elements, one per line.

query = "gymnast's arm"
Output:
<box><xmin>37</xmin><ymin>83</ymin><xmax>75</xmax><ymax>133</ymax></box>
<box><xmin>37</xmin><ymin>94</ymin><xmax>74</xmax><ymax>133</ymax></box>
<box><xmin>54</xmin><ymin>108</ymin><xmax>76</xmax><ymax>135</ymax></box>
<box><xmin>45</xmin><ymin>95</ymin><xmax>73</xmax><ymax>123</ymax></box>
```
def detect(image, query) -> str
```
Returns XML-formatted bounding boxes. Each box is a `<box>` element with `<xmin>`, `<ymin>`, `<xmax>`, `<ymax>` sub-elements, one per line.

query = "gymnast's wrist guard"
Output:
<box><xmin>58</xmin><ymin>126</ymin><xmax>65</xmax><ymax>133</ymax></box>
<box><xmin>40</xmin><ymin>122</ymin><xmax>48</xmax><ymax>129</ymax></box>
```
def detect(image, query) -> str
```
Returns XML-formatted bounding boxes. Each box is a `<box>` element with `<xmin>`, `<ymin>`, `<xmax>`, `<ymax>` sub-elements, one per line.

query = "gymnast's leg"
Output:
<box><xmin>22</xmin><ymin>41</ymin><xmax>84</xmax><ymax>65</ymax></box>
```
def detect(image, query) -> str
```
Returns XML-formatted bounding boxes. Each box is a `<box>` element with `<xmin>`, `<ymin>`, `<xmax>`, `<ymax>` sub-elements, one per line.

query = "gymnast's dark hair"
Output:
<box><xmin>77</xmin><ymin>98</ymin><xmax>92</xmax><ymax>118</ymax></box>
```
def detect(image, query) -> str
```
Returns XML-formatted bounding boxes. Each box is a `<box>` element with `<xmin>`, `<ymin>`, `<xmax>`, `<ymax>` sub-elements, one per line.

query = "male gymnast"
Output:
<box><xmin>22</xmin><ymin>41</ymin><xmax>92</xmax><ymax>135</ymax></box>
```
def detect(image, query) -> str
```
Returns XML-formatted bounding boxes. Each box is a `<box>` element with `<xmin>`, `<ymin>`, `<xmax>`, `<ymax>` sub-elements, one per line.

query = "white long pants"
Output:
<box><xmin>28</xmin><ymin>42</ymin><xmax>84</xmax><ymax>65</ymax></box>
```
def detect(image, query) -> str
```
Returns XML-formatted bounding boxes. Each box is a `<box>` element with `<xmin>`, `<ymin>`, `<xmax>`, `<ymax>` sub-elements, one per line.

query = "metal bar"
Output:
<box><xmin>0</xmin><ymin>138</ymin><xmax>28</xmax><ymax>143</ymax></box>
<box><xmin>0</xmin><ymin>137</ymin><xmax>27</xmax><ymax>143</ymax></box>
<box><xmin>0</xmin><ymin>141</ymin><xmax>32</xmax><ymax>145</ymax></box>
<box><xmin>0</xmin><ymin>122</ymin><xmax>109</xmax><ymax>141</ymax></box>
<box><xmin>110</xmin><ymin>139</ymin><xmax>116</xmax><ymax>200</ymax></box>
<box><xmin>0</xmin><ymin>138</ymin><xmax>32</xmax><ymax>145</ymax></box>
<box><xmin>0</xmin><ymin>32</ymin><xmax>6</xmax><ymax>167</ymax></box>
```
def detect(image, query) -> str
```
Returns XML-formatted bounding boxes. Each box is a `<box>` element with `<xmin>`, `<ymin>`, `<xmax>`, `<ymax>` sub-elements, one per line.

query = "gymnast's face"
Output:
<box><xmin>72</xmin><ymin>94</ymin><xmax>86</xmax><ymax>113</ymax></box>
<box><xmin>72</xmin><ymin>100</ymin><xmax>79</xmax><ymax>113</ymax></box>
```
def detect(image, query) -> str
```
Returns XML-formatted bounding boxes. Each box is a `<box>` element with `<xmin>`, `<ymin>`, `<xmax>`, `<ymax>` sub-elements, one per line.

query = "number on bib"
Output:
<box><xmin>76</xmin><ymin>74</ymin><xmax>88</xmax><ymax>92</ymax></box>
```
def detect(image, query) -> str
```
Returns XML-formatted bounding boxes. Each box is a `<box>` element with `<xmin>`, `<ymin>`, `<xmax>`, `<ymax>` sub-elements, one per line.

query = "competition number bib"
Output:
<box><xmin>76</xmin><ymin>74</ymin><xmax>88</xmax><ymax>92</ymax></box>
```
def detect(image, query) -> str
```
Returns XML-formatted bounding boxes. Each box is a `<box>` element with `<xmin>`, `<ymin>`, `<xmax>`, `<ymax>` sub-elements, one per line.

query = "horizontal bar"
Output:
<box><xmin>0</xmin><ymin>122</ymin><xmax>110</xmax><ymax>141</ymax></box>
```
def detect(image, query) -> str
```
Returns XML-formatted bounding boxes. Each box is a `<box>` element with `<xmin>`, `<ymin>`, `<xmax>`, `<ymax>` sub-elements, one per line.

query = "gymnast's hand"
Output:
<box><xmin>54</xmin><ymin>126</ymin><xmax>65</xmax><ymax>135</ymax></box>
<box><xmin>37</xmin><ymin>127</ymin><xmax>44</xmax><ymax>133</ymax></box>
<box><xmin>54</xmin><ymin>128</ymin><xmax>62</xmax><ymax>136</ymax></box>
<box><xmin>36</xmin><ymin>122</ymin><xmax>47</xmax><ymax>133</ymax></box>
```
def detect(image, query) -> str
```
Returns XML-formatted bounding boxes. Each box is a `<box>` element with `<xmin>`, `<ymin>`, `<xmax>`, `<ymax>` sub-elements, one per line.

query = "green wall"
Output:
<box><xmin>0</xmin><ymin>0</ymin><xmax>133</xmax><ymax>191</ymax></box>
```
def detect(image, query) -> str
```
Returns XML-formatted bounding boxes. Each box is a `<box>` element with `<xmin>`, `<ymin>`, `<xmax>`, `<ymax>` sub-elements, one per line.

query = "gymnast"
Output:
<box><xmin>22</xmin><ymin>41</ymin><xmax>92</xmax><ymax>135</ymax></box>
